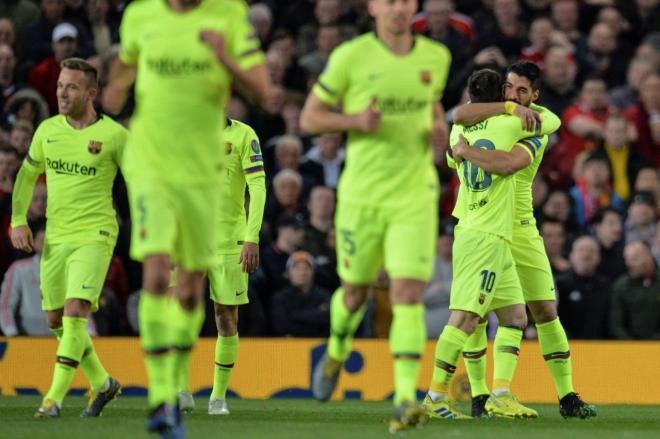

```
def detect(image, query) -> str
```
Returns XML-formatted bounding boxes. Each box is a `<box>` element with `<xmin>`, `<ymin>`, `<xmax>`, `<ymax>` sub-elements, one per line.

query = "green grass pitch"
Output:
<box><xmin>1</xmin><ymin>397</ymin><xmax>658</xmax><ymax>439</ymax></box>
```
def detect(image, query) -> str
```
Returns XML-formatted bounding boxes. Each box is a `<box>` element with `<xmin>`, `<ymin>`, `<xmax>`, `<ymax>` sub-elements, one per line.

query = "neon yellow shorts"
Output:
<box><xmin>127</xmin><ymin>177</ymin><xmax>219</xmax><ymax>271</ymax></box>
<box><xmin>511</xmin><ymin>222</ymin><xmax>556</xmax><ymax>302</ymax></box>
<box><xmin>40</xmin><ymin>242</ymin><xmax>113</xmax><ymax>312</ymax></box>
<box><xmin>335</xmin><ymin>200</ymin><xmax>437</xmax><ymax>285</ymax></box>
<box><xmin>208</xmin><ymin>253</ymin><xmax>249</xmax><ymax>305</ymax></box>
<box><xmin>449</xmin><ymin>228</ymin><xmax>523</xmax><ymax>317</ymax></box>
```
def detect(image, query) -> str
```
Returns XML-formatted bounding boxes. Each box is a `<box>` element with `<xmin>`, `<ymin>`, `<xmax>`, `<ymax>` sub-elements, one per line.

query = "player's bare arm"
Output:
<box><xmin>300</xmin><ymin>94</ymin><xmax>381</xmax><ymax>135</ymax></box>
<box><xmin>199</xmin><ymin>30</ymin><xmax>271</xmax><ymax>106</ymax></box>
<box><xmin>453</xmin><ymin>134</ymin><xmax>532</xmax><ymax>175</ymax></box>
<box><xmin>102</xmin><ymin>59</ymin><xmax>136</xmax><ymax>115</ymax></box>
<box><xmin>431</xmin><ymin>102</ymin><xmax>449</xmax><ymax>161</ymax></box>
<box><xmin>453</xmin><ymin>101</ymin><xmax>541</xmax><ymax>132</ymax></box>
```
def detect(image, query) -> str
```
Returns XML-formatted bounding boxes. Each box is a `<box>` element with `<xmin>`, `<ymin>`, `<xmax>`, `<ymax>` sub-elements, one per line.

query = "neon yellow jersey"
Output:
<box><xmin>312</xmin><ymin>32</ymin><xmax>451</xmax><ymax>207</ymax></box>
<box><xmin>11</xmin><ymin>115</ymin><xmax>127</xmax><ymax>244</ymax></box>
<box><xmin>118</xmin><ymin>0</ymin><xmax>263</xmax><ymax>184</ymax></box>
<box><xmin>450</xmin><ymin>115</ymin><xmax>530</xmax><ymax>242</ymax></box>
<box><xmin>217</xmin><ymin>119</ymin><xmax>266</xmax><ymax>254</ymax></box>
<box><xmin>514</xmin><ymin>103</ymin><xmax>560</xmax><ymax>224</ymax></box>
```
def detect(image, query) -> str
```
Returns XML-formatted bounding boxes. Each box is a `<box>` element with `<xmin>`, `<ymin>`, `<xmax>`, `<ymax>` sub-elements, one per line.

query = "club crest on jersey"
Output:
<box><xmin>226</xmin><ymin>142</ymin><xmax>233</xmax><ymax>155</ymax></box>
<box><xmin>479</xmin><ymin>293</ymin><xmax>486</xmax><ymax>305</ymax></box>
<box><xmin>251</xmin><ymin>139</ymin><xmax>261</xmax><ymax>154</ymax></box>
<box><xmin>420</xmin><ymin>70</ymin><xmax>431</xmax><ymax>85</ymax></box>
<box><xmin>88</xmin><ymin>140</ymin><xmax>102</xmax><ymax>154</ymax></box>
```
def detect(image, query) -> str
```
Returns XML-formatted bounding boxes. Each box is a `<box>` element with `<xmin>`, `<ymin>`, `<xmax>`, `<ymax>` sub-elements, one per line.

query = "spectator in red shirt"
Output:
<box><xmin>624</xmin><ymin>73</ymin><xmax>660</xmax><ymax>167</ymax></box>
<box><xmin>27</xmin><ymin>22</ymin><xmax>78</xmax><ymax>115</ymax></box>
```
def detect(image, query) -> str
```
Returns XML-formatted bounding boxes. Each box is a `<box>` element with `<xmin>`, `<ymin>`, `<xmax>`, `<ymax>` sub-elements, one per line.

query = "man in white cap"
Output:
<box><xmin>27</xmin><ymin>22</ymin><xmax>79</xmax><ymax>114</ymax></box>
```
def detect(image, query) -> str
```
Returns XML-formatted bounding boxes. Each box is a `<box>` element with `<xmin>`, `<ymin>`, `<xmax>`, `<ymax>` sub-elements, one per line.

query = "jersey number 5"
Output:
<box><xmin>463</xmin><ymin>139</ymin><xmax>495</xmax><ymax>192</ymax></box>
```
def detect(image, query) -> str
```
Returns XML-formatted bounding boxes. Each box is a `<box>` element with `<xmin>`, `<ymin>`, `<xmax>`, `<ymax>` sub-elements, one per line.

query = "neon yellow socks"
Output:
<box><xmin>429</xmin><ymin>325</ymin><xmax>468</xmax><ymax>399</ymax></box>
<box><xmin>537</xmin><ymin>318</ymin><xmax>574</xmax><ymax>398</ymax></box>
<box><xmin>390</xmin><ymin>304</ymin><xmax>426</xmax><ymax>405</ymax></box>
<box><xmin>463</xmin><ymin>321</ymin><xmax>489</xmax><ymax>397</ymax></box>
<box><xmin>327</xmin><ymin>288</ymin><xmax>366</xmax><ymax>362</ymax></box>
<box><xmin>492</xmin><ymin>326</ymin><xmax>522</xmax><ymax>394</ymax></box>
<box><xmin>211</xmin><ymin>334</ymin><xmax>239</xmax><ymax>400</ymax></box>
<box><xmin>45</xmin><ymin>317</ymin><xmax>88</xmax><ymax>404</ymax></box>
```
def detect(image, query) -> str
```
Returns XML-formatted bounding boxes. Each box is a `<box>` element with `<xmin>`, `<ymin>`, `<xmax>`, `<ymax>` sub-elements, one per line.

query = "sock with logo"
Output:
<box><xmin>429</xmin><ymin>325</ymin><xmax>469</xmax><ymax>401</ymax></box>
<box><xmin>327</xmin><ymin>288</ymin><xmax>367</xmax><ymax>362</ymax></box>
<box><xmin>45</xmin><ymin>317</ymin><xmax>88</xmax><ymax>404</ymax></box>
<box><xmin>210</xmin><ymin>333</ymin><xmax>239</xmax><ymax>400</ymax></box>
<box><xmin>463</xmin><ymin>321</ymin><xmax>489</xmax><ymax>397</ymax></box>
<box><xmin>537</xmin><ymin>318</ymin><xmax>574</xmax><ymax>398</ymax></box>
<box><xmin>390</xmin><ymin>304</ymin><xmax>426</xmax><ymax>406</ymax></box>
<box><xmin>139</xmin><ymin>291</ymin><xmax>175</xmax><ymax>407</ymax></box>
<box><xmin>492</xmin><ymin>326</ymin><xmax>523</xmax><ymax>394</ymax></box>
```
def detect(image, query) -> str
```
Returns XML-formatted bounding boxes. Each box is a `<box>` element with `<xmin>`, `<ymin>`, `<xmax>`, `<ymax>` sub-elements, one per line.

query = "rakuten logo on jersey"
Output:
<box><xmin>46</xmin><ymin>158</ymin><xmax>97</xmax><ymax>176</ymax></box>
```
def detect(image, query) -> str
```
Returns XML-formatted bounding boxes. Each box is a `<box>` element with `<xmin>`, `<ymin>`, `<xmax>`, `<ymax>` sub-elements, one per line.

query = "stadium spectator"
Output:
<box><xmin>653</xmin><ymin>226</ymin><xmax>660</xmax><ymax>267</ymax></box>
<box><xmin>591</xmin><ymin>114</ymin><xmax>646</xmax><ymax>203</ymax></box>
<box><xmin>556</xmin><ymin>236</ymin><xmax>609</xmax><ymax>339</ymax></box>
<box><xmin>476</xmin><ymin>0</ymin><xmax>527</xmax><ymax>61</ymax></box>
<box><xmin>268</xmin><ymin>29</ymin><xmax>307</xmax><ymax>93</ymax></box>
<box><xmin>80</xmin><ymin>0</ymin><xmax>118</xmax><ymax>59</ymax></box>
<box><xmin>25</xmin><ymin>0</ymin><xmax>69</xmax><ymax>64</ymax></box>
<box><xmin>541</xmin><ymin>190</ymin><xmax>579</xmax><ymax>238</ymax></box>
<box><xmin>305</xmin><ymin>133</ymin><xmax>344</xmax><ymax>188</ymax></box>
<box><xmin>0</xmin><ymin>43</ymin><xmax>19</xmax><ymax>105</ymax></box>
<box><xmin>264</xmin><ymin>169</ymin><xmax>304</xmax><ymax>232</ymax></box>
<box><xmin>249</xmin><ymin>3</ymin><xmax>273</xmax><ymax>47</ymax></box>
<box><xmin>624</xmin><ymin>73</ymin><xmax>660</xmax><ymax>167</ymax></box>
<box><xmin>596</xmin><ymin>6</ymin><xmax>635</xmax><ymax>63</ymax></box>
<box><xmin>609</xmin><ymin>240</ymin><xmax>660</xmax><ymax>340</ymax></box>
<box><xmin>0</xmin><ymin>146</ymin><xmax>19</xmax><ymax>194</ymax></box>
<box><xmin>520</xmin><ymin>17</ymin><xmax>572</xmax><ymax>69</ymax></box>
<box><xmin>250</xmin><ymin>83</ymin><xmax>286</xmax><ymax>143</ymax></box>
<box><xmin>0</xmin><ymin>226</ymin><xmax>49</xmax><ymax>336</ymax></box>
<box><xmin>260</xmin><ymin>213</ymin><xmax>307</xmax><ymax>298</ymax></box>
<box><xmin>540</xmin><ymin>218</ymin><xmax>570</xmax><ymax>275</ymax></box>
<box><xmin>625</xmin><ymin>191</ymin><xmax>657</xmax><ymax>246</ymax></box>
<box><xmin>26</xmin><ymin>181</ymin><xmax>46</xmax><ymax>230</ymax></box>
<box><xmin>578</xmin><ymin>23</ymin><xmax>627</xmax><ymax>88</ymax></box>
<box><xmin>271</xmin><ymin>134</ymin><xmax>324</xmax><ymax>194</ymax></box>
<box><xmin>591</xmin><ymin>207</ymin><xmax>627</xmax><ymax>283</ymax></box>
<box><xmin>27</xmin><ymin>22</ymin><xmax>80</xmax><ymax>114</ymax></box>
<box><xmin>8</xmin><ymin>119</ymin><xmax>32</xmax><ymax>157</ymax></box>
<box><xmin>535</xmin><ymin>47</ymin><xmax>577</xmax><ymax>118</ymax></box>
<box><xmin>608</xmin><ymin>57</ymin><xmax>653</xmax><ymax>110</ymax></box>
<box><xmin>423</xmin><ymin>218</ymin><xmax>455</xmax><ymax>339</ymax></box>
<box><xmin>634</xmin><ymin>166</ymin><xmax>660</xmax><ymax>209</ymax></box>
<box><xmin>270</xmin><ymin>250</ymin><xmax>330</xmax><ymax>337</ymax></box>
<box><xmin>296</xmin><ymin>0</ymin><xmax>343</xmax><ymax>57</ymax></box>
<box><xmin>299</xmin><ymin>24</ymin><xmax>343</xmax><ymax>76</ymax></box>
<box><xmin>0</xmin><ymin>1</ymin><xmax>39</xmax><ymax>48</ymax></box>
<box><xmin>569</xmin><ymin>155</ymin><xmax>624</xmax><ymax>231</ymax></box>
<box><xmin>551</xmin><ymin>0</ymin><xmax>585</xmax><ymax>47</ymax></box>
<box><xmin>3</xmin><ymin>87</ymin><xmax>49</xmax><ymax>128</ymax></box>
<box><xmin>302</xmin><ymin>185</ymin><xmax>335</xmax><ymax>258</ymax></box>
<box><xmin>634</xmin><ymin>32</ymin><xmax>660</xmax><ymax>71</ymax></box>
<box><xmin>0</xmin><ymin>18</ymin><xmax>16</xmax><ymax>49</ymax></box>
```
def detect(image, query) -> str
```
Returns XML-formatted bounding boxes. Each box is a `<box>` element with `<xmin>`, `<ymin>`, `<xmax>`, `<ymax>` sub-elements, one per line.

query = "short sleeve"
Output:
<box><xmin>118</xmin><ymin>5</ymin><xmax>139</xmax><ymax>65</ymax></box>
<box><xmin>312</xmin><ymin>44</ymin><xmax>351</xmax><ymax>107</ymax></box>
<box><xmin>228</xmin><ymin>7</ymin><xmax>264</xmax><ymax>71</ymax></box>
<box><xmin>241</xmin><ymin>126</ymin><xmax>265</xmax><ymax>175</ymax></box>
<box><xmin>26</xmin><ymin>123</ymin><xmax>46</xmax><ymax>172</ymax></box>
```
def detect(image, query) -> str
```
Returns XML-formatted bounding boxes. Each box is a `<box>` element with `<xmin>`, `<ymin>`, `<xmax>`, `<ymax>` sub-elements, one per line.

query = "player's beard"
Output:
<box><xmin>60</xmin><ymin>95</ymin><xmax>87</xmax><ymax>120</ymax></box>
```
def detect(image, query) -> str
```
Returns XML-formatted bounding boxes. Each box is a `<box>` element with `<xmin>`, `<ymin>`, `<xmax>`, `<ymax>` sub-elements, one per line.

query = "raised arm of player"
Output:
<box><xmin>452</xmin><ymin>134</ymin><xmax>534</xmax><ymax>175</ymax></box>
<box><xmin>453</xmin><ymin>101</ymin><xmax>541</xmax><ymax>132</ymax></box>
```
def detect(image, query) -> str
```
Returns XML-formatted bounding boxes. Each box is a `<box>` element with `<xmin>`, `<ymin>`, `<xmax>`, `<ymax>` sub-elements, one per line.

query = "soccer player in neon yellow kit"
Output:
<box><xmin>11</xmin><ymin>58</ymin><xmax>126</xmax><ymax>418</ymax></box>
<box><xmin>204</xmin><ymin>119</ymin><xmax>266</xmax><ymax>416</ymax></box>
<box><xmin>451</xmin><ymin>61</ymin><xmax>597</xmax><ymax>419</ymax></box>
<box><xmin>300</xmin><ymin>0</ymin><xmax>451</xmax><ymax>432</ymax></box>
<box><xmin>103</xmin><ymin>0</ymin><xmax>270</xmax><ymax>436</ymax></box>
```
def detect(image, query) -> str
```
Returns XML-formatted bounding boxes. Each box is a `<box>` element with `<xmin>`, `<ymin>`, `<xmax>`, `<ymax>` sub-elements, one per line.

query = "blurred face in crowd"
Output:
<box><xmin>626</xmin><ymin>58</ymin><xmax>653</xmax><ymax>91</ymax></box>
<box><xmin>316</xmin><ymin>0</ymin><xmax>341</xmax><ymax>25</ymax></box>
<box><xmin>493</xmin><ymin>0</ymin><xmax>520</xmax><ymax>24</ymax></box>
<box><xmin>369</xmin><ymin>0</ymin><xmax>417</xmax><ymax>36</ymax></box>
<box><xmin>0</xmin><ymin>19</ymin><xmax>16</xmax><ymax>47</ymax></box>
<box><xmin>274</xmin><ymin>175</ymin><xmax>302</xmax><ymax>207</ymax></box>
<box><xmin>529</xmin><ymin>17</ymin><xmax>554</xmax><ymax>51</ymax></box>
<box><xmin>597</xmin><ymin>7</ymin><xmax>626</xmax><ymax>36</ymax></box>
<box><xmin>588</xmin><ymin>23</ymin><xmax>616</xmax><ymax>56</ymax></box>
<box><xmin>628</xmin><ymin>201</ymin><xmax>656</xmax><ymax>227</ymax></box>
<box><xmin>17</xmin><ymin>100</ymin><xmax>37</xmax><ymax>123</ymax></box>
<box><xmin>53</xmin><ymin>36</ymin><xmax>78</xmax><ymax>62</ymax></box>
<box><xmin>552</xmin><ymin>0</ymin><xmax>578</xmax><ymax>32</ymax></box>
<box><xmin>57</xmin><ymin>67</ymin><xmax>96</xmax><ymax>118</ymax></box>
<box><xmin>543</xmin><ymin>49</ymin><xmax>575</xmax><ymax>89</ymax></box>
<box><xmin>308</xmin><ymin>186</ymin><xmax>335</xmax><ymax>221</ymax></box>
<box><xmin>0</xmin><ymin>150</ymin><xmax>17</xmax><ymax>179</ymax></box>
<box><xmin>29</xmin><ymin>182</ymin><xmax>47</xmax><ymax>221</ymax></box>
<box><xmin>87</xmin><ymin>0</ymin><xmax>109</xmax><ymax>24</ymax></box>
<box><xmin>541</xmin><ymin>222</ymin><xmax>565</xmax><ymax>257</ymax></box>
<box><xmin>603</xmin><ymin>116</ymin><xmax>628</xmax><ymax>149</ymax></box>
<box><xmin>583</xmin><ymin>159</ymin><xmax>610</xmax><ymax>189</ymax></box>
<box><xmin>636</xmin><ymin>43</ymin><xmax>660</xmax><ymax>71</ymax></box>
<box><xmin>635</xmin><ymin>168</ymin><xmax>660</xmax><ymax>195</ymax></box>
<box><xmin>504</xmin><ymin>73</ymin><xmax>539</xmax><ymax>107</ymax></box>
<box><xmin>248</xmin><ymin>4</ymin><xmax>272</xmax><ymax>41</ymax></box>
<box><xmin>265</xmin><ymin>85</ymin><xmax>285</xmax><ymax>115</ymax></box>
<box><xmin>636</xmin><ymin>0</ymin><xmax>659</xmax><ymax>12</ymax></box>
<box><xmin>289</xmin><ymin>260</ymin><xmax>314</xmax><ymax>291</ymax></box>
<box><xmin>317</xmin><ymin>25</ymin><xmax>343</xmax><ymax>56</ymax></box>
<box><xmin>595</xmin><ymin>210</ymin><xmax>623</xmax><ymax>245</ymax></box>
<box><xmin>42</xmin><ymin>0</ymin><xmax>66</xmax><ymax>23</ymax></box>
<box><xmin>0</xmin><ymin>44</ymin><xmax>16</xmax><ymax>86</ymax></box>
<box><xmin>266</xmin><ymin>49</ymin><xmax>286</xmax><ymax>85</ymax></box>
<box><xmin>424</xmin><ymin>0</ymin><xmax>452</xmax><ymax>35</ymax></box>
<box><xmin>624</xmin><ymin>241</ymin><xmax>654</xmax><ymax>277</ymax></box>
<box><xmin>543</xmin><ymin>191</ymin><xmax>571</xmax><ymax>222</ymax></box>
<box><xmin>640</xmin><ymin>74</ymin><xmax>660</xmax><ymax>112</ymax></box>
<box><xmin>269</xmin><ymin>35</ymin><xmax>295</xmax><ymax>64</ymax></box>
<box><xmin>226</xmin><ymin>96</ymin><xmax>247</xmax><ymax>121</ymax></box>
<box><xmin>570</xmin><ymin>236</ymin><xmax>601</xmax><ymax>276</ymax></box>
<box><xmin>580</xmin><ymin>79</ymin><xmax>607</xmax><ymax>111</ymax></box>
<box><xmin>317</xmin><ymin>133</ymin><xmax>342</xmax><ymax>159</ymax></box>
<box><xmin>282</xmin><ymin>100</ymin><xmax>302</xmax><ymax>135</ymax></box>
<box><xmin>9</xmin><ymin>127</ymin><xmax>32</xmax><ymax>156</ymax></box>
<box><xmin>278</xmin><ymin>225</ymin><xmax>305</xmax><ymax>250</ymax></box>
<box><xmin>276</xmin><ymin>138</ymin><xmax>302</xmax><ymax>170</ymax></box>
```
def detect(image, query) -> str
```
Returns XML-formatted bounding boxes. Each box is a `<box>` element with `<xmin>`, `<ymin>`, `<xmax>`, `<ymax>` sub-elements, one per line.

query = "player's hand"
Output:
<box><xmin>10</xmin><ymin>225</ymin><xmax>34</xmax><ymax>253</ymax></box>
<box><xmin>452</xmin><ymin>134</ymin><xmax>469</xmax><ymax>163</ymax></box>
<box><xmin>354</xmin><ymin>98</ymin><xmax>382</xmax><ymax>133</ymax></box>
<box><xmin>513</xmin><ymin>105</ymin><xmax>542</xmax><ymax>132</ymax></box>
<box><xmin>240</xmin><ymin>242</ymin><xmax>259</xmax><ymax>273</ymax></box>
<box><xmin>200</xmin><ymin>30</ymin><xmax>229</xmax><ymax>65</ymax></box>
<box><xmin>431</xmin><ymin>118</ymin><xmax>449</xmax><ymax>163</ymax></box>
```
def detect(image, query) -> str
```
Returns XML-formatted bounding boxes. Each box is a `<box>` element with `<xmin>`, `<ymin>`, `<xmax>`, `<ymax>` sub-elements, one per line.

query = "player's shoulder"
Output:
<box><xmin>35</xmin><ymin>114</ymin><xmax>65</xmax><ymax>133</ymax></box>
<box><xmin>123</xmin><ymin>0</ymin><xmax>158</xmax><ymax>18</ymax></box>
<box><xmin>415</xmin><ymin>35</ymin><xmax>451</xmax><ymax>60</ymax></box>
<box><xmin>329</xmin><ymin>33</ymin><xmax>375</xmax><ymax>61</ymax></box>
<box><xmin>204</xmin><ymin>0</ymin><xmax>248</xmax><ymax>16</ymax></box>
<box><xmin>98</xmin><ymin>114</ymin><xmax>127</xmax><ymax>132</ymax></box>
<box><xmin>228</xmin><ymin>119</ymin><xmax>257</xmax><ymax>137</ymax></box>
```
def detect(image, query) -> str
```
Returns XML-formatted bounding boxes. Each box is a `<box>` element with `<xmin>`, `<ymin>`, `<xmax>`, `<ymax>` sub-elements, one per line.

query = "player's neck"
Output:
<box><xmin>374</xmin><ymin>27</ymin><xmax>414</xmax><ymax>56</ymax></box>
<box><xmin>166</xmin><ymin>0</ymin><xmax>201</xmax><ymax>13</ymax></box>
<box><xmin>66</xmin><ymin>107</ymin><xmax>98</xmax><ymax>130</ymax></box>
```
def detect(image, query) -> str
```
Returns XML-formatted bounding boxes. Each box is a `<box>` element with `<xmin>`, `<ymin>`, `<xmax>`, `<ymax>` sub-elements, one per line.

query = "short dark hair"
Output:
<box><xmin>467</xmin><ymin>68</ymin><xmax>503</xmax><ymax>103</ymax></box>
<box><xmin>0</xmin><ymin>145</ymin><xmax>19</xmax><ymax>159</ymax></box>
<box><xmin>590</xmin><ymin>206</ymin><xmax>621</xmax><ymax>226</ymax></box>
<box><xmin>506</xmin><ymin>61</ymin><xmax>541</xmax><ymax>91</ymax></box>
<box><xmin>60</xmin><ymin>57</ymin><xmax>98</xmax><ymax>88</ymax></box>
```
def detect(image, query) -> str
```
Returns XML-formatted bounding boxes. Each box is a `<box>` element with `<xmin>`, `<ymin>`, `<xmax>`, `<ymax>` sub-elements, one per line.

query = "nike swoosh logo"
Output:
<box><xmin>82</xmin><ymin>285</ymin><xmax>95</xmax><ymax>290</ymax></box>
<box><xmin>235</xmin><ymin>291</ymin><xmax>246</xmax><ymax>296</ymax></box>
<box><xmin>46</xmin><ymin>139</ymin><xmax>58</xmax><ymax>143</ymax></box>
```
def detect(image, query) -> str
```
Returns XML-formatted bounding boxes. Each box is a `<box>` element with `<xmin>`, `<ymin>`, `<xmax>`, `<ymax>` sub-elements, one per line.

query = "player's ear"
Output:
<box><xmin>532</xmin><ymin>89</ymin><xmax>540</xmax><ymax>102</ymax></box>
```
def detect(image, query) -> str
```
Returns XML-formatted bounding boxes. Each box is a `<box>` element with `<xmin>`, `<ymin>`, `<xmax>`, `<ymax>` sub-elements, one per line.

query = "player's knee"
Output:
<box><xmin>46</xmin><ymin>312</ymin><xmax>62</xmax><ymax>329</ymax></box>
<box><xmin>178</xmin><ymin>294</ymin><xmax>201</xmax><ymax>311</ymax></box>
<box><xmin>143</xmin><ymin>255</ymin><xmax>171</xmax><ymax>294</ymax></box>
<box><xmin>64</xmin><ymin>299</ymin><xmax>91</xmax><ymax>317</ymax></box>
<box><xmin>530</xmin><ymin>301</ymin><xmax>557</xmax><ymax>324</ymax></box>
<box><xmin>343</xmin><ymin>285</ymin><xmax>368</xmax><ymax>312</ymax></box>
